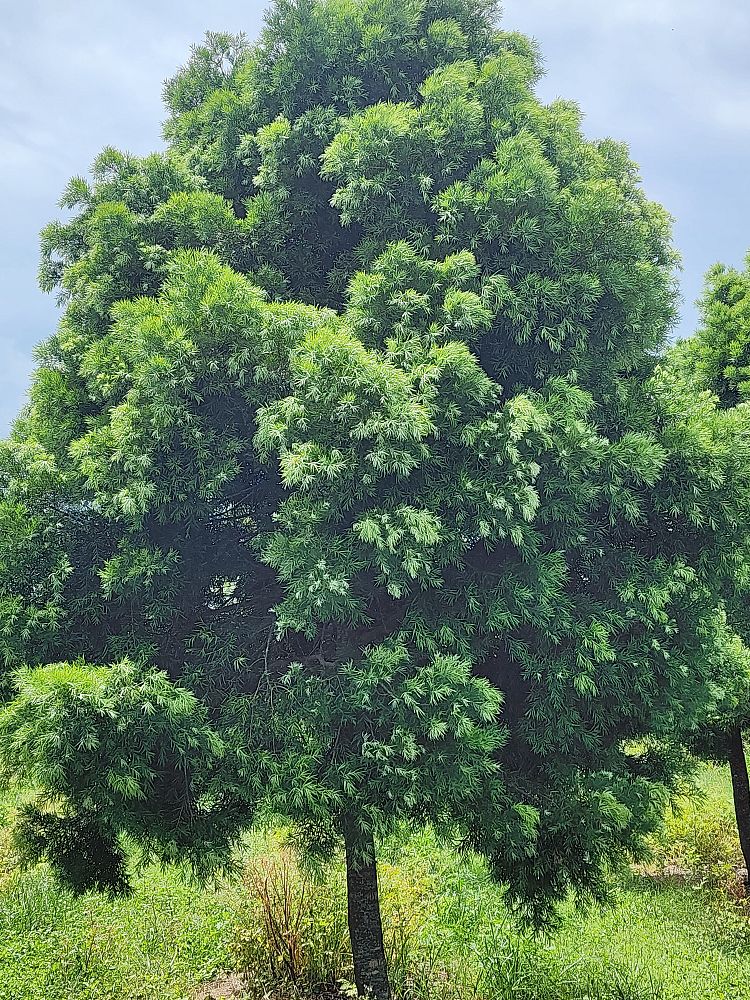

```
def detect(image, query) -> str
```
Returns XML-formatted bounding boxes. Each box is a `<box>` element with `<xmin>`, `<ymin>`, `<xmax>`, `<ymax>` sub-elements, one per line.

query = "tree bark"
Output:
<box><xmin>727</xmin><ymin>725</ymin><xmax>750</xmax><ymax>894</ymax></box>
<box><xmin>343</xmin><ymin>821</ymin><xmax>391</xmax><ymax>1000</ymax></box>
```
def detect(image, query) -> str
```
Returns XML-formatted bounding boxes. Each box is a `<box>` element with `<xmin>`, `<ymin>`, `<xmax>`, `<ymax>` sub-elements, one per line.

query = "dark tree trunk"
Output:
<box><xmin>727</xmin><ymin>725</ymin><xmax>750</xmax><ymax>894</ymax></box>
<box><xmin>343</xmin><ymin>821</ymin><xmax>391</xmax><ymax>1000</ymax></box>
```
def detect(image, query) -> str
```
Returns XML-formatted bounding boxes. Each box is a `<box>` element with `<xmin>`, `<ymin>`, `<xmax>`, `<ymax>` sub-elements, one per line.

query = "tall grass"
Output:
<box><xmin>228</xmin><ymin>822</ymin><xmax>750</xmax><ymax>1000</ymax></box>
<box><xmin>1</xmin><ymin>767</ymin><xmax>750</xmax><ymax>1000</ymax></box>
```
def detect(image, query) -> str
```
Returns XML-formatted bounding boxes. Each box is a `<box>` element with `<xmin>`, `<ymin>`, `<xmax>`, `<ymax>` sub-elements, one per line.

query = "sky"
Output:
<box><xmin>1</xmin><ymin>0</ymin><xmax>748</xmax><ymax>433</ymax></box>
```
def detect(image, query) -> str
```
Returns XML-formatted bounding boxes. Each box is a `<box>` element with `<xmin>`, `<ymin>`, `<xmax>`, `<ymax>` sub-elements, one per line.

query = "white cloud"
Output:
<box><xmin>712</xmin><ymin>94</ymin><xmax>750</xmax><ymax>134</ymax></box>
<box><xmin>503</xmin><ymin>0</ymin><xmax>750</xmax><ymax>137</ymax></box>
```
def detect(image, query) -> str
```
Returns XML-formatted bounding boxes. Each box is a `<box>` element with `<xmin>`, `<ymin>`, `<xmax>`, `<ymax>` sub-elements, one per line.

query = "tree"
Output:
<box><xmin>672</xmin><ymin>252</ymin><xmax>750</xmax><ymax>408</ymax></box>
<box><xmin>2</xmin><ymin>3</ymin><xmax>750</xmax><ymax>996</ymax></box>
<box><xmin>667</xmin><ymin>252</ymin><xmax>750</xmax><ymax>890</ymax></box>
<box><xmin>686</xmin><ymin>630</ymin><xmax>750</xmax><ymax>889</ymax></box>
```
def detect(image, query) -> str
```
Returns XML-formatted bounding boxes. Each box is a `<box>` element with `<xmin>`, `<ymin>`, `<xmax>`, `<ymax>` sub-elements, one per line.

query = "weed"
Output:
<box><xmin>230</xmin><ymin>841</ymin><xmax>350</xmax><ymax>993</ymax></box>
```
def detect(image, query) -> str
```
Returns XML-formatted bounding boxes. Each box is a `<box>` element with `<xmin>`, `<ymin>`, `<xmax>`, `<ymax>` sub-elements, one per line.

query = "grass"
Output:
<box><xmin>0</xmin><ymin>865</ymin><xmax>238</xmax><ymax>1000</ymax></box>
<box><xmin>1</xmin><ymin>764</ymin><xmax>749</xmax><ymax>1000</ymax></box>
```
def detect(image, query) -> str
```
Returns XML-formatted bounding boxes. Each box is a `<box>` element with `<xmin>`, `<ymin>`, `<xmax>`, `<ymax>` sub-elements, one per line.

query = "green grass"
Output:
<box><xmin>0</xmin><ymin>864</ymin><xmax>238</xmax><ymax>1000</ymax></box>
<box><xmin>646</xmin><ymin>763</ymin><xmax>745</xmax><ymax>894</ymax></box>
<box><xmin>373</xmin><ymin>828</ymin><xmax>750</xmax><ymax>1000</ymax></box>
<box><xmin>1</xmin><ymin>766</ymin><xmax>750</xmax><ymax>1000</ymax></box>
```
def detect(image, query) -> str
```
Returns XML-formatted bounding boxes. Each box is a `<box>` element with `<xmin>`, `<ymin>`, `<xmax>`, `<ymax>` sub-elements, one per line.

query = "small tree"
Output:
<box><xmin>668</xmin><ymin>252</ymin><xmax>750</xmax><ymax>889</ymax></box>
<box><xmin>3</xmin><ymin>3</ymin><xmax>750</xmax><ymax>996</ymax></box>
<box><xmin>674</xmin><ymin>253</ymin><xmax>750</xmax><ymax>408</ymax></box>
<box><xmin>686</xmin><ymin>631</ymin><xmax>750</xmax><ymax>888</ymax></box>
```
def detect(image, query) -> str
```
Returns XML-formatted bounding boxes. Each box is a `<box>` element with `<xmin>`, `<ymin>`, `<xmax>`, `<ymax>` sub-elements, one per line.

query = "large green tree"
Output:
<box><xmin>2</xmin><ymin>2</ymin><xmax>750</xmax><ymax>995</ymax></box>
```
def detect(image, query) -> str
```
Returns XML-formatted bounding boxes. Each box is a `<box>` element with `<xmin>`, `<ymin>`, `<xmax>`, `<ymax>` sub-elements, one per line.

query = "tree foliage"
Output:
<box><xmin>666</xmin><ymin>252</ymin><xmax>750</xmax><ymax>888</ymax></box>
<box><xmin>665</xmin><ymin>252</ymin><xmax>750</xmax><ymax>743</ymax></box>
<box><xmin>3</xmin><ymin>1</ymin><xmax>750</xmax><ymax>992</ymax></box>
<box><xmin>673</xmin><ymin>252</ymin><xmax>750</xmax><ymax>409</ymax></box>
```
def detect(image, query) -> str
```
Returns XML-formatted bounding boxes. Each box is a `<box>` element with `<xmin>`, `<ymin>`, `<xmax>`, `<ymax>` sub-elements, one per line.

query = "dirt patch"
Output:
<box><xmin>193</xmin><ymin>974</ymin><xmax>350</xmax><ymax>1000</ymax></box>
<box><xmin>193</xmin><ymin>972</ymin><xmax>248</xmax><ymax>1000</ymax></box>
<box><xmin>635</xmin><ymin>861</ymin><xmax>693</xmax><ymax>884</ymax></box>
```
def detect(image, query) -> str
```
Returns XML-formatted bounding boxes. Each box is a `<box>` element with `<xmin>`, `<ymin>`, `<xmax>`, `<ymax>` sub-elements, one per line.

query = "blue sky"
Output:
<box><xmin>1</xmin><ymin>0</ymin><xmax>748</xmax><ymax>432</ymax></box>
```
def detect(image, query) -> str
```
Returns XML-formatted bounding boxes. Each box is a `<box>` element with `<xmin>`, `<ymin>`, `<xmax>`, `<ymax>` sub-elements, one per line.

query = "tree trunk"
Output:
<box><xmin>343</xmin><ymin>821</ymin><xmax>391</xmax><ymax>1000</ymax></box>
<box><xmin>727</xmin><ymin>725</ymin><xmax>750</xmax><ymax>894</ymax></box>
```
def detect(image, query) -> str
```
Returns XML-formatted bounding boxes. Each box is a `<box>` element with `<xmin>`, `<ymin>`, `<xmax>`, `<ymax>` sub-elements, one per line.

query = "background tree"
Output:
<box><xmin>3</xmin><ymin>2</ymin><xmax>750</xmax><ymax>997</ymax></box>
<box><xmin>672</xmin><ymin>252</ymin><xmax>750</xmax><ymax>408</ymax></box>
<box><xmin>685</xmin><ymin>630</ymin><xmax>750</xmax><ymax>889</ymax></box>
<box><xmin>666</xmin><ymin>251</ymin><xmax>750</xmax><ymax>890</ymax></box>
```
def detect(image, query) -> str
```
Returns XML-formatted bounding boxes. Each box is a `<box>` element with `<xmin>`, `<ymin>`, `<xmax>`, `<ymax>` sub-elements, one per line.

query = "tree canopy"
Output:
<box><xmin>3</xmin><ymin>1</ymin><xmax>750</xmax><ymax>996</ymax></box>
